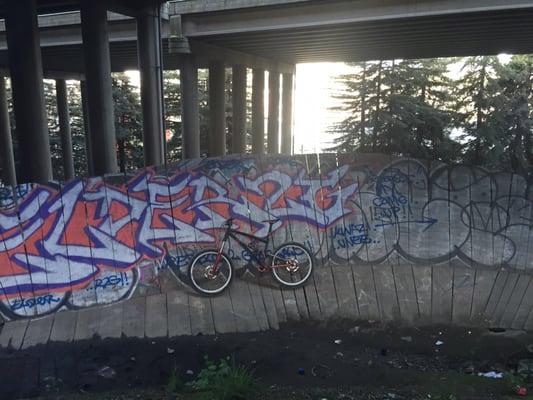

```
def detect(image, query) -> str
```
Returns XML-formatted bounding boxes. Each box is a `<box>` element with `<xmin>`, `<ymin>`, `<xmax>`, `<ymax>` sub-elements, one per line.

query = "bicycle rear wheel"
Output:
<box><xmin>188</xmin><ymin>250</ymin><xmax>233</xmax><ymax>295</ymax></box>
<box><xmin>271</xmin><ymin>242</ymin><xmax>313</xmax><ymax>287</ymax></box>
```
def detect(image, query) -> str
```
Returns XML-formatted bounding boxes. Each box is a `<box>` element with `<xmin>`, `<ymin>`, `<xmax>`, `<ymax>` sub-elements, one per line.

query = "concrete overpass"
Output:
<box><xmin>2</xmin><ymin>0</ymin><xmax>533</xmax><ymax>185</ymax></box>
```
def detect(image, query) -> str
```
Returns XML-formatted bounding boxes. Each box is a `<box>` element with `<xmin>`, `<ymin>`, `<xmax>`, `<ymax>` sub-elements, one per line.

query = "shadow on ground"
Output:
<box><xmin>3</xmin><ymin>320</ymin><xmax>533</xmax><ymax>400</ymax></box>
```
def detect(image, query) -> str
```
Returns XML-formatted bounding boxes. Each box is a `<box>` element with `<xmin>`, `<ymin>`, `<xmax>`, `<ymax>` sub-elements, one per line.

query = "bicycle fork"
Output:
<box><xmin>210</xmin><ymin>236</ymin><xmax>228</xmax><ymax>277</ymax></box>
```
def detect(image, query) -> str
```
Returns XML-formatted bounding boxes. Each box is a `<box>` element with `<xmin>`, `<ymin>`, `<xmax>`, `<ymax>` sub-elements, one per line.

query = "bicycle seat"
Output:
<box><xmin>223</xmin><ymin>218</ymin><xmax>235</xmax><ymax>226</ymax></box>
<box><xmin>262</xmin><ymin>218</ymin><xmax>280</xmax><ymax>224</ymax></box>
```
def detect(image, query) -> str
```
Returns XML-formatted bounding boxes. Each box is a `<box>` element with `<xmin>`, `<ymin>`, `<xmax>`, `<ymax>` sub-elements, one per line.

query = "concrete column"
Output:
<box><xmin>208</xmin><ymin>60</ymin><xmax>226</xmax><ymax>157</ymax></box>
<box><xmin>81</xmin><ymin>0</ymin><xmax>117</xmax><ymax>176</ymax></box>
<box><xmin>281</xmin><ymin>73</ymin><xmax>294</xmax><ymax>155</ymax></box>
<box><xmin>251</xmin><ymin>69</ymin><xmax>265</xmax><ymax>154</ymax></box>
<box><xmin>137</xmin><ymin>4</ymin><xmax>164</xmax><ymax>167</ymax></box>
<box><xmin>0</xmin><ymin>77</ymin><xmax>16</xmax><ymax>187</ymax></box>
<box><xmin>80</xmin><ymin>81</ymin><xmax>94</xmax><ymax>176</ymax></box>
<box><xmin>5</xmin><ymin>0</ymin><xmax>51</xmax><ymax>183</ymax></box>
<box><xmin>181</xmin><ymin>56</ymin><xmax>200</xmax><ymax>159</ymax></box>
<box><xmin>231</xmin><ymin>65</ymin><xmax>247</xmax><ymax>154</ymax></box>
<box><xmin>267</xmin><ymin>71</ymin><xmax>280</xmax><ymax>154</ymax></box>
<box><xmin>56</xmin><ymin>79</ymin><xmax>75</xmax><ymax>180</ymax></box>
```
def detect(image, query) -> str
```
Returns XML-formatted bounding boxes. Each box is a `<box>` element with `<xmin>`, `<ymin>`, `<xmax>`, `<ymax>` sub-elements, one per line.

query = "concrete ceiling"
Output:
<box><xmin>179</xmin><ymin>0</ymin><xmax>533</xmax><ymax>63</ymax></box>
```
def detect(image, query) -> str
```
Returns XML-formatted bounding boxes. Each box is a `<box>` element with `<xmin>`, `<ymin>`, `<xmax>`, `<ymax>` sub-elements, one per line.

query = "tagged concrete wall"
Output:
<box><xmin>0</xmin><ymin>153</ymin><xmax>531</xmax><ymax>330</ymax></box>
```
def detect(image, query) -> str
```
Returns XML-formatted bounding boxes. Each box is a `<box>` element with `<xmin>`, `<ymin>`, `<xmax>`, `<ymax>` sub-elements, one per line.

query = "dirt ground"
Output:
<box><xmin>2</xmin><ymin>320</ymin><xmax>533</xmax><ymax>400</ymax></box>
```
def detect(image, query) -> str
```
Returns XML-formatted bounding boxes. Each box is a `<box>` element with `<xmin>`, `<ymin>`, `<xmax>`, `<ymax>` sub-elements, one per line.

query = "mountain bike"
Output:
<box><xmin>188</xmin><ymin>218</ymin><xmax>314</xmax><ymax>295</ymax></box>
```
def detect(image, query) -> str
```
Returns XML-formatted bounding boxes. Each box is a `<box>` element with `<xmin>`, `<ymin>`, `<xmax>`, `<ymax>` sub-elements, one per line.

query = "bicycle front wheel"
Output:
<box><xmin>271</xmin><ymin>242</ymin><xmax>314</xmax><ymax>287</ymax></box>
<box><xmin>188</xmin><ymin>250</ymin><xmax>233</xmax><ymax>295</ymax></box>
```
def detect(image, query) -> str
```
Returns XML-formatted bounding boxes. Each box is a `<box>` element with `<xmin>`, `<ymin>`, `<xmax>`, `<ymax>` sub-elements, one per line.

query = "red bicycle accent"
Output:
<box><xmin>187</xmin><ymin>218</ymin><xmax>314</xmax><ymax>295</ymax></box>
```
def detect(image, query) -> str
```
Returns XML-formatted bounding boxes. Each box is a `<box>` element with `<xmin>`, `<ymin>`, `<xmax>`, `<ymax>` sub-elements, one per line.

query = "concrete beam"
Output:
<box><xmin>188</xmin><ymin>38</ymin><xmax>294</xmax><ymax>74</ymax></box>
<box><xmin>81</xmin><ymin>0</ymin><xmax>118</xmax><ymax>175</ymax></box>
<box><xmin>267</xmin><ymin>71</ymin><xmax>280</xmax><ymax>154</ymax></box>
<box><xmin>231</xmin><ymin>65</ymin><xmax>247</xmax><ymax>154</ymax></box>
<box><xmin>208</xmin><ymin>60</ymin><xmax>226</xmax><ymax>157</ymax></box>
<box><xmin>170</xmin><ymin>0</ymin><xmax>310</xmax><ymax>14</ymax></box>
<box><xmin>56</xmin><ymin>79</ymin><xmax>75</xmax><ymax>180</ymax></box>
<box><xmin>5</xmin><ymin>0</ymin><xmax>52</xmax><ymax>184</ymax></box>
<box><xmin>251</xmin><ymin>68</ymin><xmax>265</xmax><ymax>155</ymax></box>
<box><xmin>180</xmin><ymin>0</ymin><xmax>533</xmax><ymax>37</ymax></box>
<box><xmin>181</xmin><ymin>55</ymin><xmax>200</xmax><ymax>159</ymax></box>
<box><xmin>137</xmin><ymin>3</ymin><xmax>165</xmax><ymax>167</ymax></box>
<box><xmin>80</xmin><ymin>81</ymin><xmax>94</xmax><ymax>176</ymax></box>
<box><xmin>0</xmin><ymin>75</ymin><xmax>15</xmax><ymax>186</ymax></box>
<box><xmin>281</xmin><ymin>73</ymin><xmax>293</xmax><ymax>155</ymax></box>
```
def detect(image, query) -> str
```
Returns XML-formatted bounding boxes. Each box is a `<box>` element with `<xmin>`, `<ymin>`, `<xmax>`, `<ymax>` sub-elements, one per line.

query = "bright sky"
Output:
<box><xmin>293</xmin><ymin>63</ymin><xmax>353</xmax><ymax>153</ymax></box>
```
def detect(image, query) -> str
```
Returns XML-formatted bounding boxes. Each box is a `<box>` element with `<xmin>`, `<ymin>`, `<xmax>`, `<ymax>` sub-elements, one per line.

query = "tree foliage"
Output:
<box><xmin>330</xmin><ymin>55</ymin><xmax>533</xmax><ymax>176</ymax></box>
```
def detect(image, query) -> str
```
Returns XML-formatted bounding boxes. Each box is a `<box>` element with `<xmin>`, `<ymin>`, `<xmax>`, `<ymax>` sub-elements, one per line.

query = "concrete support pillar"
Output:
<box><xmin>267</xmin><ymin>71</ymin><xmax>280</xmax><ymax>154</ymax></box>
<box><xmin>208</xmin><ymin>60</ymin><xmax>226</xmax><ymax>157</ymax></box>
<box><xmin>281</xmin><ymin>73</ymin><xmax>294</xmax><ymax>155</ymax></box>
<box><xmin>5</xmin><ymin>0</ymin><xmax>51</xmax><ymax>183</ymax></box>
<box><xmin>251</xmin><ymin>69</ymin><xmax>265</xmax><ymax>154</ymax></box>
<box><xmin>81</xmin><ymin>0</ymin><xmax>117</xmax><ymax>176</ymax></box>
<box><xmin>181</xmin><ymin>56</ymin><xmax>200</xmax><ymax>159</ymax></box>
<box><xmin>137</xmin><ymin>4</ymin><xmax>164</xmax><ymax>167</ymax></box>
<box><xmin>56</xmin><ymin>79</ymin><xmax>75</xmax><ymax>180</ymax></box>
<box><xmin>80</xmin><ymin>81</ymin><xmax>94</xmax><ymax>176</ymax></box>
<box><xmin>0</xmin><ymin>77</ymin><xmax>16</xmax><ymax>186</ymax></box>
<box><xmin>231</xmin><ymin>65</ymin><xmax>247</xmax><ymax>154</ymax></box>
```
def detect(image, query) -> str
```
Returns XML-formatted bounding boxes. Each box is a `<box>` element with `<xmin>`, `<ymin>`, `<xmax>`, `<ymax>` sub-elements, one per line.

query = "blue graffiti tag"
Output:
<box><xmin>10</xmin><ymin>294</ymin><xmax>62</xmax><ymax>311</ymax></box>
<box><xmin>93</xmin><ymin>272</ymin><xmax>129</xmax><ymax>290</ymax></box>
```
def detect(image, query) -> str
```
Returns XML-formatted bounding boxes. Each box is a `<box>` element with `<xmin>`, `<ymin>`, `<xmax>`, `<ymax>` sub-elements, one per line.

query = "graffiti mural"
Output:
<box><xmin>0</xmin><ymin>154</ymin><xmax>531</xmax><ymax>320</ymax></box>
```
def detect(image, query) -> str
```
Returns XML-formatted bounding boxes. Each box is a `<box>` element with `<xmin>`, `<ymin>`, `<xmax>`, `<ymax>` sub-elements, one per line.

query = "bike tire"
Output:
<box><xmin>188</xmin><ymin>249</ymin><xmax>233</xmax><ymax>296</ymax></box>
<box><xmin>271</xmin><ymin>242</ymin><xmax>314</xmax><ymax>288</ymax></box>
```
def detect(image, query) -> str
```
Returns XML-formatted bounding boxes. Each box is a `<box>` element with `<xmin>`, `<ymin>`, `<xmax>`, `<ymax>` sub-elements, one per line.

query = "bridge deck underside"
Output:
<box><xmin>190</xmin><ymin>8</ymin><xmax>533</xmax><ymax>64</ymax></box>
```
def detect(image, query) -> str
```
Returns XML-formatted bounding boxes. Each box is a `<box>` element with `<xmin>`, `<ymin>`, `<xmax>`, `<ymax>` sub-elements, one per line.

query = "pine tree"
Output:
<box><xmin>112</xmin><ymin>73</ymin><xmax>144</xmax><ymax>173</ymax></box>
<box><xmin>452</xmin><ymin>56</ymin><xmax>501</xmax><ymax>166</ymax></box>
<box><xmin>329</xmin><ymin>58</ymin><xmax>457</xmax><ymax>161</ymax></box>
<box><xmin>163</xmin><ymin>70</ymin><xmax>183</xmax><ymax>164</ymax></box>
<box><xmin>490</xmin><ymin>55</ymin><xmax>533</xmax><ymax>176</ymax></box>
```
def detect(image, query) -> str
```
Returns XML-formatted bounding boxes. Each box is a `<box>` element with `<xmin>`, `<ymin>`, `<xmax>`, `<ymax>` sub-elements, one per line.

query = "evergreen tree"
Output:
<box><xmin>489</xmin><ymin>55</ymin><xmax>533</xmax><ymax>175</ymax></box>
<box><xmin>452</xmin><ymin>56</ymin><xmax>501</xmax><ymax>166</ymax></box>
<box><xmin>112</xmin><ymin>73</ymin><xmax>144</xmax><ymax>173</ymax></box>
<box><xmin>329</xmin><ymin>58</ymin><xmax>458</xmax><ymax>161</ymax></box>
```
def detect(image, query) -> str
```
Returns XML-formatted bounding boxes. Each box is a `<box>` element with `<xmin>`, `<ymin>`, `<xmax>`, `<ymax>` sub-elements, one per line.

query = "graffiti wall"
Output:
<box><xmin>0</xmin><ymin>153</ymin><xmax>532</xmax><ymax>324</ymax></box>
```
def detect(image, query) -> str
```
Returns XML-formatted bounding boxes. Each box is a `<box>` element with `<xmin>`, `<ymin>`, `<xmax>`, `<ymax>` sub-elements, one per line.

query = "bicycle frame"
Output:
<box><xmin>213</xmin><ymin>220</ymin><xmax>293</xmax><ymax>273</ymax></box>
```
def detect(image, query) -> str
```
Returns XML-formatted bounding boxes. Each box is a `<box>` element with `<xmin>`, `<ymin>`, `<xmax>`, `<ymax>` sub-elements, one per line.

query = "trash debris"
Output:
<box><xmin>186</xmin><ymin>369</ymin><xmax>194</xmax><ymax>375</ymax></box>
<box><xmin>349</xmin><ymin>326</ymin><xmax>360</xmax><ymax>334</ymax></box>
<box><xmin>334</xmin><ymin>352</ymin><xmax>344</xmax><ymax>358</ymax></box>
<box><xmin>167</xmin><ymin>347</ymin><xmax>175</xmax><ymax>354</ymax></box>
<box><xmin>516</xmin><ymin>387</ymin><xmax>527</xmax><ymax>396</ymax></box>
<box><xmin>477</xmin><ymin>371</ymin><xmax>503</xmax><ymax>379</ymax></box>
<box><xmin>96</xmin><ymin>366</ymin><xmax>116</xmax><ymax>379</ymax></box>
<box><xmin>461</xmin><ymin>362</ymin><xmax>475</xmax><ymax>374</ymax></box>
<box><xmin>298</xmin><ymin>367</ymin><xmax>305</xmax><ymax>376</ymax></box>
<box><xmin>334</xmin><ymin>339</ymin><xmax>342</xmax><ymax>345</ymax></box>
<box><xmin>311</xmin><ymin>364</ymin><xmax>332</xmax><ymax>379</ymax></box>
<box><xmin>435</xmin><ymin>340</ymin><xmax>444</xmax><ymax>346</ymax></box>
<box><xmin>401</xmin><ymin>336</ymin><xmax>412</xmax><ymax>343</ymax></box>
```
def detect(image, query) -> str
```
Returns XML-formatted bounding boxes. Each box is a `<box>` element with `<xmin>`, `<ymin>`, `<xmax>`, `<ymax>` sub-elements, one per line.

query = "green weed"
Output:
<box><xmin>188</xmin><ymin>356</ymin><xmax>257</xmax><ymax>400</ymax></box>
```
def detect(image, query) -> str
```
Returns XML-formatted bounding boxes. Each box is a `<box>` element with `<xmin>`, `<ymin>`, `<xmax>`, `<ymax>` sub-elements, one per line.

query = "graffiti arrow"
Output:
<box><xmin>374</xmin><ymin>217</ymin><xmax>438</xmax><ymax>232</ymax></box>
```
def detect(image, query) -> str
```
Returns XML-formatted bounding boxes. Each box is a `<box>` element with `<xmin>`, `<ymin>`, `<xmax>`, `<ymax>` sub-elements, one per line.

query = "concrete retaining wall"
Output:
<box><xmin>0</xmin><ymin>153</ymin><xmax>531</xmax><ymax>330</ymax></box>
